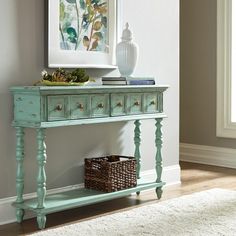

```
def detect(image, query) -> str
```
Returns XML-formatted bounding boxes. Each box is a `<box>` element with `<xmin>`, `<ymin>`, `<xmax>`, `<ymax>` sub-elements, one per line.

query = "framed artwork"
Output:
<box><xmin>48</xmin><ymin>0</ymin><xmax>119</xmax><ymax>68</ymax></box>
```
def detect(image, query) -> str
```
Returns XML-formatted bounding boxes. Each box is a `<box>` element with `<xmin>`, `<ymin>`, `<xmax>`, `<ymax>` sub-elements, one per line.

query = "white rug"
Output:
<box><xmin>31</xmin><ymin>189</ymin><xmax>236</xmax><ymax>236</ymax></box>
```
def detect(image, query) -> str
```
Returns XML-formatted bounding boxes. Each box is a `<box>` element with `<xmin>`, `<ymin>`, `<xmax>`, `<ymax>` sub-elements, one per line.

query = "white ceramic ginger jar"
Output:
<box><xmin>116</xmin><ymin>23</ymin><xmax>139</xmax><ymax>77</ymax></box>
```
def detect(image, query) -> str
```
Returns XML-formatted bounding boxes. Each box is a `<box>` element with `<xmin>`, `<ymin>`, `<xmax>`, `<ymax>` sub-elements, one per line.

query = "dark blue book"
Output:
<box><xmin>127</xmin><ymin>80</ymin><xmax>155</xmax><ymax>85</ymax></box>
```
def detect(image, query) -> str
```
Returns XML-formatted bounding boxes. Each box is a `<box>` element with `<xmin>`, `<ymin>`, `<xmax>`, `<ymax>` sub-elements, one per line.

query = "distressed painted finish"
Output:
<box><xmin>155</xmin><ymin>118</ymin><xmax>163</xmax><ymax>199</ymax></box>
<box><xmin>15</xmin><ymin>127</ymin><xmax>25</xmax><ymax>223</ymax></box>
<box><xmin>36</xmin><ymin>129</ymin><xmax>47</xmax><ymax>209</ymax></box>
<box><xmin>10</xmin><ymin>85</ymin><xmax>168</xmax><ymax>229</ymax></box>
<box><xmin>134</xmin><ymin>120</ymin><xmax>141</xmax><ymax>179</ymax></box>
<box><xmin>37</xmin><ymin>214</ymin><xmax>46</xmax><ymax>230</ymax></box>
<box><xmin>12</xmin><ymin>180</ymin><xmax>165</xmax><ymax>214</ymax></box>
<box><xmin>111</xmin><ymin>94</ymin><xmax>126</xmax><ymax>116</ymax></box>
<box><xmin>36</xmin><ymin>128</ymin><xmax>47</xmax><ymax>229</ymax></box>
<box><xmin>10</xmin><ymin>85</ymin><xmax>168</xmax><ymax>128</ymax></box>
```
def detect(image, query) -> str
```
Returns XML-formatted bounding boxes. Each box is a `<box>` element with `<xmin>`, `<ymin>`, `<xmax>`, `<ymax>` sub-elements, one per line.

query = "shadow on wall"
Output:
<box><xmin>108</xmin><ymin>122</ymin><xmax>135</xmax><ymax>156</ymax></box>
<box><xmin>40</xmin><ymin>124</ymin><xmax>113</xmax><ymax>189</ymax></box>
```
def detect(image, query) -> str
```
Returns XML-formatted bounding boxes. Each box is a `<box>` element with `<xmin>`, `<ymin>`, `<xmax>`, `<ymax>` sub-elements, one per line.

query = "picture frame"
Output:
<box><xmin>48</xmin><ymin>0</ymin><xmax>120</xmax><ymax>68</ymax></box>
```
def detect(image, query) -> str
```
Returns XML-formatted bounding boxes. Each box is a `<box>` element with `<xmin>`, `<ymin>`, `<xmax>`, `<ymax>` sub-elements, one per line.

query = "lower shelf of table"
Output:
<box><xmin>12</xmin><ymin>181</ymin><xmax>165</xmax><ymax>215</ymax></box>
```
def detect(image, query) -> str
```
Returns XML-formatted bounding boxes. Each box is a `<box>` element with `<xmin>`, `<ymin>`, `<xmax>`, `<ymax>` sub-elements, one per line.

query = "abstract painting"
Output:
<box><xmin>59</xmin><ymin>0</ymin><xmax>109</xmax><ymax>52</ymax></box>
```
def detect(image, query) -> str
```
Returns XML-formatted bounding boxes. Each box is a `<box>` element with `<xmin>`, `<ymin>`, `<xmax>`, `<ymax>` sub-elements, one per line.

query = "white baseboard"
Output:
<box><xmin>0</xmin><ymin>165</ymin><xmax>180</xmax><ymax>226</ymax></box>
<box><xmin>180</xmin><ymin>143</ymin><xmax>236</xmax><ymax>169</ymax></box>
<box><xmin>0</xmin><ymin>184</ymin><xmax>84</xmax><ymax>226</ymax></box>
<box><xmin>141</xmin><ymin>165</ymin><xmax>181</xmax><ymax>187</ymax></box>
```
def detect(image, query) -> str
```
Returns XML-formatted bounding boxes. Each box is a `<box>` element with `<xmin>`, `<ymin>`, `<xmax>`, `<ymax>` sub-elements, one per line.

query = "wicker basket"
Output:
<box><xmin>84</xmin><ymin>155</ymin><xmax>137</xmax><ymax>192</ymax></box>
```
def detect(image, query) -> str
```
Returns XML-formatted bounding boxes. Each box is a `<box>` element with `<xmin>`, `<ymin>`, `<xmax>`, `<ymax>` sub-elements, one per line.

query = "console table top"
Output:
<box><xmin>10</xmin><ymin>84</ymin><xmax>169</xmax><ymax>92</ymax></box>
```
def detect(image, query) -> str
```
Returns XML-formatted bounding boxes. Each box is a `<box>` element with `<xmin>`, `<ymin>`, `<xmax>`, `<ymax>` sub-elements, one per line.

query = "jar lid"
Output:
<box><xmin>121</xmin><ymin>23</ymin><xmax>132</xmax><ymax>41</ymax></box>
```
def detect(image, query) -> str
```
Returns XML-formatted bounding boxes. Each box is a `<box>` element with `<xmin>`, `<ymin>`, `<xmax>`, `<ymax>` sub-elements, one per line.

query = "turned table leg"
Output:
<box><xmin>134</xmin><ymin>120</ymin><xmax>141</xmax><ymax>195</ymax></box>
<box><xmin>15</xmin><ymin>127</ymin><xmax>25</xmax><ymax>223</ymax></box>
<box><xmin>155</xmin><ymin>118</ymin><xmax>163</xmax><ymax>199</ymax></box>
<box><xmin>36</xmin><ymin>128</ymin><xmax>47</xmax><ymax>229</ymax></box>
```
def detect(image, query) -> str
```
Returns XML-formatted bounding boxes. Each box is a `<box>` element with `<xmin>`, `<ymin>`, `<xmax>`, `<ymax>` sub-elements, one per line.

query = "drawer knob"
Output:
<box><xmin>150</xmin><ymin>100</ymin><xmax>156</xmax><ymax>105</ymax></box>
<box><xmin>16</xmin><ymin>97</ymin><xmax>23</xmax><ymax>101</ymax></box>
<box><xmin>98</xmin><ymin>103</ymin><xmax>104</xmax><ymax>109</ymax></box>
<box><xmin>55</xmin><ymin>104</ymin><xmax>63</xmax><ymax>111</ymax></box>
<box><xmin>117</xmin><ymin>102</ymin><xmax>123</xmax><ymax>107</ymax></box>
<box><xmin>77</xmin><ymin>103</ymin><xmax>84</xmax><ymax>110</ymax></box>
<box><xmin>134</xmin><ymin>101</ymin><xmax>140</xmax><ymax>106</ymax></box>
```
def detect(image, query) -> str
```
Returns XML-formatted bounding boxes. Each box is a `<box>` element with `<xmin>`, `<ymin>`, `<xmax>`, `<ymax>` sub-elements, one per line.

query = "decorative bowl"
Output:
<box><xmin>36</xmin><ymin>80</ymin><xmax>89</xmax><ymax>86</ymax></box>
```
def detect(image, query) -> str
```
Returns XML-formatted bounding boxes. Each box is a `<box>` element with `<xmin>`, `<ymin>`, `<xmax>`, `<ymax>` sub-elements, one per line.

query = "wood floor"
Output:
<box><xmin>1</xmin><ymin>161</ymin><xmax>236</xmax><ymax>236</ymax></box>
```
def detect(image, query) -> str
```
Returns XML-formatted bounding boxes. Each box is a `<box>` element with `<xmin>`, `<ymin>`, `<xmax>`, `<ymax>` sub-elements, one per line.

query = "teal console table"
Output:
<box><xmin>10</xmin><ymin>85</ymin><xmax>168</xmax><ymax>229</ymax></box>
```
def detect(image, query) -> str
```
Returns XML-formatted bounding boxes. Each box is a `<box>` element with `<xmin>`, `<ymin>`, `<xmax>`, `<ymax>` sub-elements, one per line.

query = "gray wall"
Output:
<box><xmin>0</xmin><ymin>0</ymin><xmax>179</xmax><ymax>199</ymax></box>
<box><xmin>180</xmin><ymin>0</ymin><xmax>236</xmax><ymax>148</ymax></box>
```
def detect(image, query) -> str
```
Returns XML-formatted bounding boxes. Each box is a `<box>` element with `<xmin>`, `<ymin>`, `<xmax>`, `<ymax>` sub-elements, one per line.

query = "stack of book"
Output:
<box><xmin>102</xmin><ymin>77</ymin><xmax>127</xmax><ymax>85</ymax></box>
<box><xmin>102</xmin><ymin>77</ymin><xmax>155</xmax><ymax>86</ymax></box>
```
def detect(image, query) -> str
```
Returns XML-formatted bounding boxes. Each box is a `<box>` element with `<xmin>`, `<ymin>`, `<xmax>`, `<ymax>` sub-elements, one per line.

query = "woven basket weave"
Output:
<box><xmin>84</xmin><ymin>155</ymin><xmax>137</xmax><ymax>192</ymax></box>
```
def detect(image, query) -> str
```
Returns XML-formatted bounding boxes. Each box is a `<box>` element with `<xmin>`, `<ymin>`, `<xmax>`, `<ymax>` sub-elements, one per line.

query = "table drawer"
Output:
<box><xmin>127</xmin><ymin>93</ymin><xmax>143</xmax><ymax>115</ymax></box>
<box><xmin>91</xmin><ymin>94</ymin><xmax>109</xmax><ymax>118</ymax></box>
<box><xmin>144</xmin><ymin>93</ymin><xmax>158</xmax><ymax>113</ymax></box>
<box><xmin>47</xmin><ymin>96</ymin><xmax>68</xmax><ymax>121</ymax></box>
<box><xmin>70</xmin><ymin>95</ymin><xmax>90</xmax><ymax>119</ymax></box>
<box><xmin>111</xmin><ymin>94</ymin><xmax>126</xmax><ymax>116</ymax></box>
